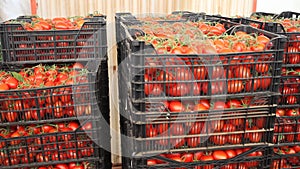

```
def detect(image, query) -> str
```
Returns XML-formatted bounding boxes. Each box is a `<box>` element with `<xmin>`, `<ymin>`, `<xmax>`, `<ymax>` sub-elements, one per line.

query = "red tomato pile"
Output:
<box><xmin>134</xmin><ymin>21</ymin><xmax>271</xmax><ymax>54</ymax></box>
<box><xmin>6</xmin><ymin>17</ymin><xmax>86</xmax><ymax>31</ymax></box>
<box><xmin>147</xmin><ymin>148</ymin><xmax>263</xmax><ymax>168</ymax></box>
<box><xmin>279</xmin><ymin>68</ymin><xmax>300</xmax><ymax>105</ymax></box>
<box><xmin>146</xmin><ymin>115</ymin><xmax>266</xmax><ymax>148</ymax></box>
<box><xmin>0</xmin><ymin>121</ymin><xmax>95</xmax><ymax>167</ymax></box>
<box><xmin>132</xmin><ymin>21</ymin><xmax>275</xmax><ymax>97</ymax></box>
<box><xmin>271</xmin><ymin>146</ymin><xmax>300</xmax><ymax>169</ymax></box>
<box><xmin>249</xmin><ymin>14</ymin><xmax>300</xmax><ymax>65</ymax></box>
<box><xmin>38</xmin><ymin>161</ymin><xmax>91</xmax><ymax>169</ymax></box>
<box><xmin>143</xmin><ymin>58</ymin><xmax>272</xmax><ymax>96</ymax></box>
<box><xmin>283</xmin><ymin>45</ymin><xmax>300</xmax><ymax>65</ymax></box>
<box><xmin>151</xmin><ymin>98</ymin><xmax>268</xmax><ymax>113</ymax></box>
<box><xmin>249</xmin><ymin>15</ymin><xmax>300</xmax><ymax>33</ymax></box>
<box><xmin>0</xmin><ymin>62</ymin><xmax>86</xmax><ymax>90</ymax></box>
<box><xmin>138</xmin><ymin>13</ymin><xmax>188</xmax><ymax>21</ymax></box>
<box><xmin>0</xmin><ymin>63</ymin><xmax>93</xmax><ymax>122</ymax></box>
<box><xmin>274</xmin><ymin>108</ymin><xmax>300</xmax><ymax>143</ymax></box>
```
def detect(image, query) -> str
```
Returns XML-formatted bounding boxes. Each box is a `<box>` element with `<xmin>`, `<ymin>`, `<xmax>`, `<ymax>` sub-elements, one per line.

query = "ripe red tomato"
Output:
<box><xmin>226</xmin><ymin>99</ymin><xmax>242</xmax><ymax>108</ymax></box>
<box><xmin>202</xmin><ymin>81</ymin><xmax>225</xmax><ymax>95</ymax></box>
<box><xmin>55</xmin><ymin>163</ymin><xmax>68</xmax><ymax>169</ymax></box>
<box><xmin>210</xmin><ymin>135</ymin><xmax>227</xmax><ymax>145</ymax></box>
<box><xmin>259</xmin><ymin>77</ymin><xmax>271</xmax><ymax>90</ymax></box>
<box><xmin>255</xmin><ymin>63</ymin><xmax>269</xmax><ymax>73</ymax></box>
<box><xmin>225</xmin><ymin>149</ymin><xmax>236</xmax><ymax>159</ymax></box>
<box><xmin>285</xmin><ymin>109</ymin><xmax>299</xmax><ymax>116</ymax></box>
<box><xmin>235</xmin><ymin>66</ymin><xmax>252</xmax><ymax>79</ymax></box>
<box><xmin>0</xmin><ymin>83</ymin><xmax>9</xmax><ymax>91</ymax></box>
<box><xmin>168</xmin><ymin>101</ymin><xmax>184</xmax><ymax>112</ymax></box>
<box><xmin>150</xmin><ymin>84</ymin><xmax>163</xmax><ymax>96</ymax></box>
<box><xmin>285</xmin><ymin>95</ymin><xmax>297</xmax><ymax>104</ymax></box>
<box><xmin>193</xmin><ymin>64</ymin><xmax>207</xmax><ymax>80</ymax></box>
<box><xmin>245</xmin><ymin>79</ymin><xmax>261</xmax><ymax>92</ymax></box>
<box><xmin>167</xmin><ymin>83</ymin><xmax>189</xmax><ymax>96</ymax></box>
<box><xmin>210</xmin><ymin>120</ymin><xmax>225</xmax><ymax>132</ymax></box>
<box><xmin>186</xmin><ymin>137</ymin><xmax>201</xmax><ymax>147</ymax></box>
<box><xmin>146</xmin><ymin>125</ymin><xmax>158</xmax><ymax>137</ymax></box>
<box><xmin>227</xmin><ymin>80</ymin><xmax>244</xmax><ymax>93</ymax></box>
<box><xmin>189</xmin><ymin>122</ymin><xmax>203</xmax><ymax>134</ymax></box>
<box><xmin>212</xmin><ymin>150</ymin><xmax>228</xmax><ymax>160</ymax></box>
<box><xmin>247</xmin><ymin>126</ymin><xmax>263</xmax><ymax>143</ymax></box>
<box><xmin>181</xmin><ymin>153</ymin><xmax>194</xmax><ymax>162</ymax></box>
<box><xmin>144</xmin><ymin>74</ymin><xmax>154</xmax><ymax>96</ymax></box>
<box><xmin>276</xmin><ymin>109</ymin><xmax>286</xmax><ymax>117</ymax></box>
<box><xmin>170</xmin><ymin>123</ymin><xmax>184</xmax><ymax>135</ymax></box>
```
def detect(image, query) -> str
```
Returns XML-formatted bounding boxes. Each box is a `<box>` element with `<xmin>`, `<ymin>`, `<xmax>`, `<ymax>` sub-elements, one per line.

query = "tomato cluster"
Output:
<box><xmin>0</xmin><ymin>121</ymin><xmax>95</xmax><ymax>167</ymax></box>
<box><xmin>143</xmin><ymin>56</ymin><xmax>272</xmax><ymax>97</ymax></box>
<box><xmin>147</xmin><ymin>148</ymin><xmax>263</xmax><ymax>168</ymax></box>
<box><xmin>2</xmin><ymin>16</ymin><xmax>106</xmax><ymax>62</ymax></box>
<box><xmin>131</xmin><ymin>21</ymin><xmax>277</xmax><ymax>98</ymax></box>
<box><xmin>279</xmin><ymin>69</ymin><xmax>300</xmax><ymax>105</ymax></box>
<box><xmin>0</xmin><ymin>63</ymin><xmax>94</xmax><ymax>123</ymax></box>
<box><xmin>134</xmin><ymin>21</ymin><xmax>271</xmax><ymax>54</ymax></box>
<box><xmin>146</xmin><ymin>116</ymin><xmax>266</xmax><ymax>149</ymax></box>
<box><xmin>6</xmin><ymin>17</ymin><xmax>87</xmax><ymax>31</ymax></box>
<box><xmin>274</xmin><ymin>108</ymin><xmax>300</xmax><ymax>144</ymax></box>
<box><xmin>248</xmin><ymin>13</ymin><xmax>300</xmax><ymax>66</ymax></box>
<box><xmin>137</xmin><ymin>12</ymin><xmax>189</xmax><ymax>22</ymax></box>
<box><xmin>271</xmin><ymin>146</ymin><xmax>300</xmax><ymax>169</ymax></box>
<box><xmin>150</xmin><ymin>98</ymin><xmax>268</xmax><ymax>113</ymax></box>
<box><xmin>249</xmin><ymin>14</ymin><xmax>300</xmax><ymax>33</ymax></box>
<box><xmin>37</xmin><ymin>161</ymin><xmax>91</xmax><ymax>169</ymax></box>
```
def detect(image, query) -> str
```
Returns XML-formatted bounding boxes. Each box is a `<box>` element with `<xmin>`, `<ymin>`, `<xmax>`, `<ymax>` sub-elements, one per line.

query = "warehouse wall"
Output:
<box><xmin>36</xmin><ymin>0</ymin><xmax>255</xmax><ymax>18</ymax></box>
<box><xmin>0</xmin><ymin>0</ymin><xmax>31</xmax><ymax>21</ymax></box>
<box><xmin>256</xmin><ymin>0</ymin><xmax>300</xmax><ymax>14</ymax></box>
<box><xmin>35</xmin><ymin>0</ymin><xmax>255</xmax><ymax>165</ymax></box>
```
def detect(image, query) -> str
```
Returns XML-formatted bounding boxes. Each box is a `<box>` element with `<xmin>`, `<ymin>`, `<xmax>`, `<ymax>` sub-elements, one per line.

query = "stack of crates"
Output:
<box><xmin>117</xmin><ymin>12</ymin><xmax>286</xmax><ymax>169</ymax></box>
<box><xmin>0</xmin><ymin>15</ymin><xmax>111</xmax><ymax>169</ymax></box>
<box><xmin>241</xmin><ymin>11</ymin><xmax>300</xmax><ymax>169</ymax></box>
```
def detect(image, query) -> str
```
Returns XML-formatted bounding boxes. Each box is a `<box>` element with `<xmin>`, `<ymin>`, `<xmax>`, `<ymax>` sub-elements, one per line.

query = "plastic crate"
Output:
<box><xmin>0</xmin><ymin>17</ymin><xmax>107</xmax><ymax>63</ymax></box>
<box><xmin>249</xmin><ymin>12</ymin><xmax>278</xmax><ymax>19</ymax></box>
<box><xmin>1</xmin><ymin>161</ymin><xmax>104</xmax><ymax>169</ymax></box>
<box><xmin>273</xmin><ymin>115</ymin><xmax>300</xmax><ymax>145</ymax></box>
<box><xmin>0</xmin><ymin>119</ymin><xmax>106</xmax><ymax>168</ymax></box>
<box><xmin>242</xmin><ymin>11</ymin><xmax>300</xmax><ymax>67</ymax></box>
<box><xmin>120</xmin><ymin>101</ymin><xmax>276</xmax><ymax>156</ymax></box>
<box><xmin>269</xmin><ymin>146</ymin><xmax>300</xmax><ymax>169</ymax></box>
<box><xmin>118</xmin><ymin>24</ymin><xmax>285</xmax><ymax>106</ymax></box>
<box><xmin>204</xmin><ymin>14</ymin><xmax>243</xmax><ymax>24</ymax></box>
<box><xmin>115</xmin><ymin>12</ymin><xmax>204</xmax><ymax>65</ymax></box>
<box><xmin>278</xmin><ymin>74</ymin><xmax>300</xmax><ymax>108</ymax></box>
<box><xmin>121</xmin><ymin>146</ymin><xmax>270</xmax><ymax>169</ymax></box>
<box><xmin>0</xmin><ymin>61</ymin><xmax>106</xmax><ymax>126</ymax></box>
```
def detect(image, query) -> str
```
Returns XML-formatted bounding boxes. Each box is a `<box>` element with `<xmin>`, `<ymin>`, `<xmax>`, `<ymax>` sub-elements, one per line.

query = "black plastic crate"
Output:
<box><xmin>115</xmin><ymin>11</ymin><xmax>204</xmax><ymax>65</ymax></box>
<box><xmin>120</xmin><ymin>101</ymin><xmax>276</xmax><ymax>156</ymax></box>
<box><xmin>118</xmin><ymin>24</ymin><xmax>285</xmax><ymax>107</ymax></box>
<box><xmin>269</xmin><ymin>146</ymin><xmax>300</xmax><ymax>169</ymax></box>
<box><xmin>0</xmin><ymin>119</ymin><xmax>105</xmax><ymax>168</ymax></box>
<box><xmin>0</xmin><ymin>18</ymin><xmax>107</xmax><ymax>63</ymax></box>
<box><xmin>0</xmin><ymin>61</ymin><xmax>106</xmax><ymax>126</ymax></box>
<box><xmin>275</xmin><ymin>11</ymin><xmax>300</xmax><ymax>20</ymax></box>
<box><xmin>203</xmin><ymin>14</ymin><xmax>243</xmax><ymax>23</ymax></box>
<box><xmin>122</xmin><ymin>146</ymin><xmax>270</xmax><ymax>169</ymax></box>
<box><xmin>242</xmin><ymin>11</ymin><xmax>300</xmax><ymax>67</ymax></box>
<box><xmin>278</xmin><ymin>74</ymin><xmax>300</xmax><ymax>108</ymax></box>
<box><xmin>273</xmin><ymin>115</ymin><xmax>300</xmax><ymax>145</ymax></box>
<box><xmin>249</xmin><ymin>12</ymin><xmax>278</xmax><ymax>19</ymax></box>
<box><xmin>1</xmin><ymin>161</ymin><xmax>104</xmax><ymax>169</ymax></box>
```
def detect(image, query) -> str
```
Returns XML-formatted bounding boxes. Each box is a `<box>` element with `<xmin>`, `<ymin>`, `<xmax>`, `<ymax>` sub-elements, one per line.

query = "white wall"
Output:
<box><xmin>0</xmin><ymin>0</ymin><xmax>31</xmax><ymax>22</ymax></box>
<box><xmin>257</xmin><ymin>0</ymin><xmax>300</xmax><ymax>14</ymax></box>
